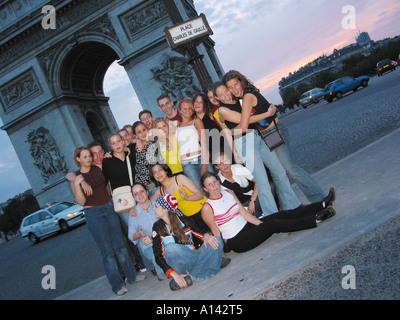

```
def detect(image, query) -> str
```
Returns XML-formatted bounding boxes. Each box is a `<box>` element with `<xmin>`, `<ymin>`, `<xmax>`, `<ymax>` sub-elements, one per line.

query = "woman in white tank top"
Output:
<box><xmin>176</xmin><ymin>98</ymin><xmax>211</xmax><ymax>192</ymax></box>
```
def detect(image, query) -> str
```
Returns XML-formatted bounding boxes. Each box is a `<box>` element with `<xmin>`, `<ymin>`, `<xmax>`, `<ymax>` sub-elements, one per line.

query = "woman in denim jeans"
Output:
<box><xmin>222</xmin><ymin>70</ymin><xmax>330</xmax><ymax>203</ymax></box>
<box><xmin>72</xmin><ymin>147</ymin><xmax>143</xmax><ymax>295</ymax></box>
<box><xmin>152</xmin><ymin>194</ymin><xmax>225</xmax><ymax>291</ymax></box>
<box><xmin>214</xmin><ymin>82</ymin><xmax>301</xmax><ymax>216</ymax></box>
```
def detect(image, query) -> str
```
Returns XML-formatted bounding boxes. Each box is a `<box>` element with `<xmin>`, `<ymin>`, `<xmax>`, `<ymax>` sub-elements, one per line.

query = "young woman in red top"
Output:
<box><xmin>72</xmin><ymin>147</ymin><xmax>143</xmax><ymax>295</ymax></box>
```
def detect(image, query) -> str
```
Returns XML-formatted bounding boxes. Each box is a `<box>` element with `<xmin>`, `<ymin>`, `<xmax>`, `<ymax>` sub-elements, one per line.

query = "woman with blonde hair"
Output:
<box><xmin>176</xmin><ymin>98</ymin><xmax>211</xmax><ymax>192</ymax></box>
<box><xmin>152</xmin><ymin>117</ymin><xmax>183</xmax><ymax>176</ymax></box>
<box><xmin>71</xmin><ymin>146</ymin><xmax>142</xmax><ymax>295</ymax></box>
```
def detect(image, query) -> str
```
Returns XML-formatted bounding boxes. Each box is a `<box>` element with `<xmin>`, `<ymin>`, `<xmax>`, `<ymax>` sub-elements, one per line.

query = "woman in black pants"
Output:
<box><xmin>200</xmin><ymin>172</ymin><xmax>336</xmax><ymax>253</ymax></box>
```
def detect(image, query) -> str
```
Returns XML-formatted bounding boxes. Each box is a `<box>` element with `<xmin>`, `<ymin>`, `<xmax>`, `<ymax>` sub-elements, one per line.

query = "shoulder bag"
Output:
<box><xmin>112</xmin><ymin>157</ymin><xmax>136</xmax><ymax>213</ymax></box>
<box><xmin>258</xmin><ymin>118</ymin><xmax>285</xmax><ymax>151</ymax></box>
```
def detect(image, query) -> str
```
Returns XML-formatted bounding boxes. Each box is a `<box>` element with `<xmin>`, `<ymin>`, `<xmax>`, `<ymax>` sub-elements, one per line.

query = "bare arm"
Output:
<box><xmin>72</xmin><ymin>175</ymin><xmax>87</xmax><ymax>206</ymax></box>
<box><xmin>234</xmin><ymin>94</ymin><xmax>277</xmax><ymax>133</ymax></box>
<box><xmin>201</xmin><ymin>203</ymin><xmax>222</xmax><ymax>238</ymax></box>
<box><xmin>226</xmin><ymin>190</ymin><xmax>262</xmax><ymax>225</ymax></box>
<box><xmin>194</xmin><ymin>118</ymin><xmax>210</xmax><ymax>175</ymax></box>
<box><xmin>177</xmin><ymin>174</ymin><xmax>204</xmax><ymax>201</ymax></box>
<box><xmin>66</xmin><ymin>171</ymin><xmax>93</xmax><ymax>196</ymax></box>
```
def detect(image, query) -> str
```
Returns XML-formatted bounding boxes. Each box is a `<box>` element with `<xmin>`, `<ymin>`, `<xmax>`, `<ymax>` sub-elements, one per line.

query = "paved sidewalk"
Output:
<box><xmin>55</xmin><ymin>128</ymin><xmax>400</xmax><ymax>300</ymax></box>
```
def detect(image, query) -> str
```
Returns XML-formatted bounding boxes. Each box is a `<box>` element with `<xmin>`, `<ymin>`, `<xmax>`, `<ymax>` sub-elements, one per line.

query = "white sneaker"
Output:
<box><xmin>116</xmin><ymin>286</ymin><xmax>128</xmax><ymax>296</ymax></box>
<box><xmin>139</xmin><ymin>268</ymin><xmax>147</xmax><ymax>273</ymax></box>
<box><xmin>135</xmin><ymin>274</ymin><xmax>146</xmax><ymax>282</ymax></box>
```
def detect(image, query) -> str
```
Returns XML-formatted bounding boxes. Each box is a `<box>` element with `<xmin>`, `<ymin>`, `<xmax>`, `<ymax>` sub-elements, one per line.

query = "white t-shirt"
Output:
<box><xmin>218</xmin><ymin>164</ymin><xmax>254</xmax><ymax>197</ymax></box>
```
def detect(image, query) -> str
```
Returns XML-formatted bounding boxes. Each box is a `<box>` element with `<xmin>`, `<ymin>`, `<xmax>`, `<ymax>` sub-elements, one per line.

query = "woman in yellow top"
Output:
<box><xmin>152</xmin><ymin>117</ymin><xmax>183</xmax><ymax>175</ymax></box>
<box><xmin>149</xmin><ymin>163</ymin><xmax>208</xmax><ymax>230</ymax></box>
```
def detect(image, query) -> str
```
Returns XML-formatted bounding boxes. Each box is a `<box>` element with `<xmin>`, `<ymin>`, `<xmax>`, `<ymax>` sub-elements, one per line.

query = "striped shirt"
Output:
<box><xmin>205</xmin><ymin>190</ymin><xmax>247</xmax><ymax>239</ymax></box>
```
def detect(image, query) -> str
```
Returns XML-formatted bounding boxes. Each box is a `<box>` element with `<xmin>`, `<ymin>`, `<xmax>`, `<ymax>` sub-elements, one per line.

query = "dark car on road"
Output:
<box><xmin>322</xmin><ymin>75</ymin><xmax>369</xmax><ymax>102</ymax></box>
<box><xmin>376</xmin><ymin>58</ymin><xmax>396</xmax><ymax>76</ymax></box>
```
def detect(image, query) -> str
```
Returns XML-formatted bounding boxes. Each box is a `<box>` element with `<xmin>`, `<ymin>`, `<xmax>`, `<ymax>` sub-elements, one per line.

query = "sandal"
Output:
<box><xmin>169</xmin><ymin>275</ymin><xmax>193</xmax><ymax>291</ymax></box>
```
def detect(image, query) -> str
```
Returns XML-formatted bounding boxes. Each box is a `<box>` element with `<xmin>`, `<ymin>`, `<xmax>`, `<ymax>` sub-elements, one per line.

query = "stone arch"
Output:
<box><xmin>54</xmin><ymin>40</ymin><xmax>123</xmax><ymax>149</ymax></box>
<box><xmin>85</xmin><ymin>110</ymin><xmax>109</xmax><ymax>148</ymax></box>
<box><xmin>0</xmin><ymin>0</ymin><xmax>224</xmax><ymax>206</ymax></box>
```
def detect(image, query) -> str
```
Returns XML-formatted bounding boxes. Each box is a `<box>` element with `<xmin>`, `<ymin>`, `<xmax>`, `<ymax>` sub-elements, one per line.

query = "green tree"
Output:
<box><xmin>0</xmin><ymin>193</ymin><xmax>39</xmax><ymax>233</ymax></box>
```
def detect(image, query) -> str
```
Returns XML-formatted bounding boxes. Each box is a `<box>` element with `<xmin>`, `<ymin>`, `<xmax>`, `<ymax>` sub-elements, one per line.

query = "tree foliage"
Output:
<box><xmin>0</xmin><ymin>193</ymin><xmax>39</xmax><ymax>233</ymax></box>
<box><xmin>280</xmin><ymin>38</ymin><xmax>400</xmax><ymax>108</ymax></box>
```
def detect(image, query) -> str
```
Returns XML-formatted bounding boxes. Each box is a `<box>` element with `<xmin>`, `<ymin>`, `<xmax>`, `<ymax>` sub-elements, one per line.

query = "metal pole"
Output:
<box><xmin>161</xmin><ymin>0</ymin><xmax>213</xmax><ymax>91</ymax></box>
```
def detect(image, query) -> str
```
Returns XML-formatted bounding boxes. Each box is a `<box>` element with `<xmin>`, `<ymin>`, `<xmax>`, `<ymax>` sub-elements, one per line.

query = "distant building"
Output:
<box><xmin>279</xmin><ymin>31</ymin><xmax>376</xmax><ymax>96</ymax></box>
<box><xmin>356</xmin><ymin>32</ymin><xmax>372</xmax><ymax>45</ymax></box>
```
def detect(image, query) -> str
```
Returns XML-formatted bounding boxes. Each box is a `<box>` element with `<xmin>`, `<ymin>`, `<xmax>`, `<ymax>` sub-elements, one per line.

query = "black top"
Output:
<box><xmin>219</xmin><ymin>100</ymin><xmax>257</xmax><ymax>131</ymax></box>
<box><xmin>102</xmin><ymin>144</ymin><xmax>136</xmax><ymax>192</ymax></box>
<box><xmin>243</xmin><ymin>90</ymin><xmax>276</xmax><ymax>130</ymax></box>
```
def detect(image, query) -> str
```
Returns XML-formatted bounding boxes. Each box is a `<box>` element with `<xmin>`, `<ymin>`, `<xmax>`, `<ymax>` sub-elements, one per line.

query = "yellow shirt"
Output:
<box><xmin>159</xmin><ymin>135</ymin><xmax>183</xmax><ymax>174</ymax></box>
<box><xmin>172</xmin><ymin>186</ymin><xmax>207</xmax><ymax>216</ymax></box>
<box><xmin>160</xmin><ymin>176</ymin><xmax>207</xmax><ymax>216</ymax></box>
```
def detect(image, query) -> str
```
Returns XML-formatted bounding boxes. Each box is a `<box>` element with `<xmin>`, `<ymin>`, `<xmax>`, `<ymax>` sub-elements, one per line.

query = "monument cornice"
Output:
<box><xmin>1</xmin><ymin>91</ymin><xmax>109</xmax><ymax>133</ymax></box>
<box><xmin>0</xmin><ymin>0</ymin><xmax>119</xmax><ymax>70</ymax></box>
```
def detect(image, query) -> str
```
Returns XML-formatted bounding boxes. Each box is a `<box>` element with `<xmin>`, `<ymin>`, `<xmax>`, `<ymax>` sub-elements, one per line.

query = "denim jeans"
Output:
<box><xmin>163</xmin><ymin>236</ymin><xmax>223</xmax><ymax>281</ymax></box>
<box><xmin>181</xmin><ymin>154</ymin><xmax>213</xmax><ymax>194</ymax></box>
<box><xmin>138</xmin><ymin>244</ymin><xmax>166</xmax><ymax>279</ymax></box>
<box><xmin>273</xmin><ymin>122</ymin><xmax>326</xmax><ymax>202</ymax></box>
<box><xmin>85</xmin><ymin>202</ymin><xmax>137</xmax><ymax>293</ymax></box>
<box><xmin>234</xmin><ymin>130</ymin><xmax>301</xmax><ymax>215</ymax></box>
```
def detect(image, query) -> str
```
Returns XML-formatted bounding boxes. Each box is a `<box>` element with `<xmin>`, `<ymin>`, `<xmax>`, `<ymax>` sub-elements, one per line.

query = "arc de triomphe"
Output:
<box><xmin>0</xmin><ymin>0</ymin><xmax>223</xmax><ymax>206</ymax></box>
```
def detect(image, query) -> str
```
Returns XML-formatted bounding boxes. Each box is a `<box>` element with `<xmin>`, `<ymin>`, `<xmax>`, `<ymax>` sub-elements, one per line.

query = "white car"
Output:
<box><xmin>299</xmin><ymin>88</ymin><xmax>324</xmax><ymax>108</ymax></box>
<box><xmin>20</xmin><ymin>202</ymin><xmax>86</xmax><ymax>244</ymax></box>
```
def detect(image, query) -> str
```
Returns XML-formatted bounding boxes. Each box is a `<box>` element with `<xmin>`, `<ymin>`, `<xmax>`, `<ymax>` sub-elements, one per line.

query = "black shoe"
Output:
<box><xmin>316</xmin><ymin>205</ymin><xmax>336</xmax><ymax>223</ymax></box>
<box><xmin>322</xmin><ymin>187</ymin><xmax>336</xmax><ymax>207</ymax></box>
<box><xmin>221</xmin><ymin>257</ymin><xmax>231</xmax><ymax>269</ymax></box>
<box><xmin>169</xmin><ymin>275</ymin><xmax>192</xmax><ymax>291</ymax></box>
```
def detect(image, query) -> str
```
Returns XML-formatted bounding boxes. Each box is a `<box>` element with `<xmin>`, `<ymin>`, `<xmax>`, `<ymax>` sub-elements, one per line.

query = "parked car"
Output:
<box><xmin>299</xmin><ymin>88</ymin><xmax>324</xmax><ymax>108</ymax></box>
<box><xmin>376</xmin><ymin>58</ymin><xmax>396</xmax><ymax>76</ymax></box>
<box><xmin>20</xmin><ymin>202</ymin><xmax>86</xmax><ymax>244</ymax></box>
<box><xmin>322</xmin><ymin>75</ymin><xmax>369</xmax><ymax>102</ymax></box>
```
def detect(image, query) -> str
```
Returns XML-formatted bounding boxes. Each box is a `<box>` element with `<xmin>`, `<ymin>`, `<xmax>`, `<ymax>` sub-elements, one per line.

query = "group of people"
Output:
<box><xmin>68</xmin><ymin>70</ymin><xmax>337</xmax><ymax>296</ymax></box>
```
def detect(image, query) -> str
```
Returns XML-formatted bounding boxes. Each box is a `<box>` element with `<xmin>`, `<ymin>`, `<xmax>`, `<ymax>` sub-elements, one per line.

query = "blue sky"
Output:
<box><xmin>1</xmin><ymin>0</ymin><xmax>400</xmax><ymax>203</ymax></box>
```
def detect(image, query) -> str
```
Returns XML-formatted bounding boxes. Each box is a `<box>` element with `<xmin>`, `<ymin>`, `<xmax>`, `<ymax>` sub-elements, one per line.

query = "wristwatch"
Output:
<box><xmin>250</xmin><ymin>199</ymin><xmax>255</xmax><ymax>203</ymax></box>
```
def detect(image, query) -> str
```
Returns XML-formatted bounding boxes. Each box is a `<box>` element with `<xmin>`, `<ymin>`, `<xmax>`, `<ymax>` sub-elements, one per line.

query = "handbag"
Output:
<box><xmin>112</xmin><ymin>157</ymin><xmax>136</xmax><ymax>213</ymax></box>
<box><xmin>258</xmin><ymin>119</ymin><xmax>285</xmax><ymax>151</ymax></box>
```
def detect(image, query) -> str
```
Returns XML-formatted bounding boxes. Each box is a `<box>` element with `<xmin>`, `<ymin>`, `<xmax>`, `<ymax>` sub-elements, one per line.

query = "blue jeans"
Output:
<box><xmin>164</xmin><ymin>236</ymin><xmax>223</xmax><ymax>281</ymax></box>
<box><xmin>181</xmin><ymin>154</ymin><xmax>213</xmax><ymax>194</ymax></box>
<box><xmin>138</xmin><ymin>244</ymin><xmax>166</xmax><ymax>279</ymax></box>
<box><xmin>234</xmin><ymin>130</ymin><xmax>301</xmax><ymax>215</ymax></box>
<box><xmin>274</xmin><ymin>122</ymin><xmax>325</xmax><ymax>202</ymax></box>
<box><xmin>85</xmin><ymin>202</ymin><xmax>137</xmax><ymax>293</ymax></box>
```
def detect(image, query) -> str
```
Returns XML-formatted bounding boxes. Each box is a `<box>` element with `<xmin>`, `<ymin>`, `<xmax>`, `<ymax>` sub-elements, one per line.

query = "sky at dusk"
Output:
<box><xmin>1</xmin><ymin>0</ymin><xmax>400</xmax><ymax>203</ymax></box>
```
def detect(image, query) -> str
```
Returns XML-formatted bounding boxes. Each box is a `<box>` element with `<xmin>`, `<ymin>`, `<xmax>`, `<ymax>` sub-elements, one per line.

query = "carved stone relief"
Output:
<box><xmin>26</xmin><ymin>127</ymin><xmax>67</xmax><ymax>184</ymax></box>
<box><xmin>150</xmin><ymin>54</ymin><xmax>200</xmax><ymax>101</ymax></box>
<box><xmin>119</xmin><ymin>0</ymin><xmax>168</xmax><ymax>42</ymax></box>
<box><xmin>0</xmin><ymin>69</ymin><xmax>42</xmax><ymax>112</ymax></box>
